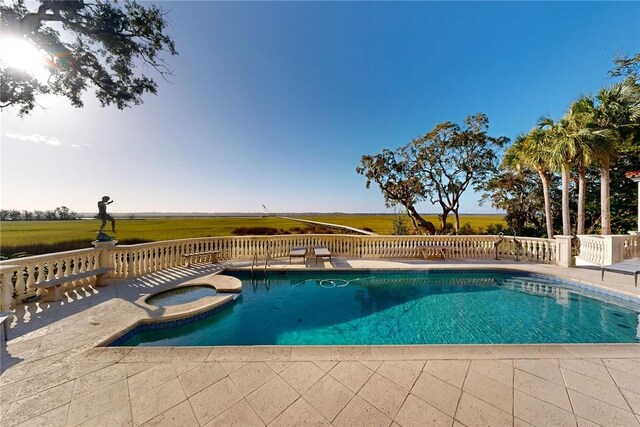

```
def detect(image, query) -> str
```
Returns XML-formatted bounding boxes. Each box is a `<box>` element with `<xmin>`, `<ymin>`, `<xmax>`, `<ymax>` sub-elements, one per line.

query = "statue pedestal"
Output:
<box><xmin>91</xmin><ymin>239</ymin><xmax>117</xmax><ymax>287</ymax></box>
<box><xmin>91</xmin><ymin>240</ymin><xmax>118</xmax><ymax>248</ymax></box>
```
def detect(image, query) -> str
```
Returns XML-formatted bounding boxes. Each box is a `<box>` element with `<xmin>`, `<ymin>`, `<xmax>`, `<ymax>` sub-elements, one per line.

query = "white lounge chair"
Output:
<box><xmin>601</xmin><ymin>259</ymin><xmax>640</xmax><ymax>287</ymax></box>
<box><xmin>289</xmin><ymin>247</ymin><xmax>306</xmax><ymax>263</ymax></box>
<box><xmin>314</xmin><ymin>246</ymin><xmax>332</xmax><ymax>264</ymax></box>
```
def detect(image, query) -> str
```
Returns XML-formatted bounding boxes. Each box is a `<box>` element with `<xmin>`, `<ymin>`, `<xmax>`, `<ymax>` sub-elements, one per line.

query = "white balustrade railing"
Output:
<box><xmin>0</xmin><ymin>234</ymin><xmax>560</xmax><ymax>309</ymax></box>
<box><xmin>0</xmin><ymin>248</ymin><xmax>102</xmax><ymax>310</ymax></box>
<box><xmin>624</xmin><ymin>234</ymin><xmax>639</xmax><ymax>259</ymax></box>
<box><xmin>576</xmin><ymin>234</ymin><xmax>639</xmax><ymax>266</ymax></box>
<box><xmin>576</xmin><ymin>235</ymin><xmax>607</xmax><ymax>265</ymax></box>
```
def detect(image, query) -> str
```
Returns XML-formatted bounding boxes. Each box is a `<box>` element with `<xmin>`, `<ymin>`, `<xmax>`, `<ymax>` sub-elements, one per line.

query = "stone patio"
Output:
<box><xmin>1</xmin><ymin>258</ymin><xmax>639</xmax><ymax>426</ymax></box>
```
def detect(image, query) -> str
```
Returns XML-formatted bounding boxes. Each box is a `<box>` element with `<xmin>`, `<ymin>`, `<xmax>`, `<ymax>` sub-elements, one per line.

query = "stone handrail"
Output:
<box><xmin>0</xmin><ymin>234</ymin><xmax>559</xmax><ymax>309</ymax></box>
<box><xmin>624</xmin><ymin>234</ymin><xmax>639</xmax><ymax>259</ymax></box>
<box><xmin>576</xmin><ymin>234</ymin><xmax>639</xmax><ymax>266</ymax></box>
<box><xmin>576</xmin><ymin>235</ymin><xmax>607</xmax><ymax>266</ymax></box>
<box><xmin>0</xmin><ymin>248</ymin><xmax>103</xmax><ymax>310</ymax></box>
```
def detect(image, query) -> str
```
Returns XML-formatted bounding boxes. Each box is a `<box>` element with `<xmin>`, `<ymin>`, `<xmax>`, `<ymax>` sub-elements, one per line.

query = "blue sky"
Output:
<box><xmin>1</xmin><ymin>1</ymin><xmax>638</xmax><ymax>213</ymax></box>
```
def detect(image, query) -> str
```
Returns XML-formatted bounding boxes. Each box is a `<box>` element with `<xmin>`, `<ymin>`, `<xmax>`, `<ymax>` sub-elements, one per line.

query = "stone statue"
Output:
<box><xmin>493</xmin><ymin>232</ymin><xmax>504</xmax><ymax>260</ymax></box>
<box><xmin>97</xmin><ymin>196</ymin><xmax>116</xmax><ymax>234</ymax></box>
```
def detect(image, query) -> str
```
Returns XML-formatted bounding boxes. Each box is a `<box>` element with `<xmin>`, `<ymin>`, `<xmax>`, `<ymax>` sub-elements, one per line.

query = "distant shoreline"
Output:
<box><xmin>76</xmin><ymin>212</ymin><xmax>506</xmax><ymax>218</ymax></box>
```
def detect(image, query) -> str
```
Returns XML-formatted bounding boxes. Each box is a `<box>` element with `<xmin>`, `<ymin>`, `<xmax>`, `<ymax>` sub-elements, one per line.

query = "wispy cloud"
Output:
<box><xmin>1</xmin><ymin>129</ymin><xmax>65</xmax><ymax>146</ymax></box>
<box><xmin>70</xmin><ymin>143</ymin><xmax>93</xmax><ymax>149</ymax></box>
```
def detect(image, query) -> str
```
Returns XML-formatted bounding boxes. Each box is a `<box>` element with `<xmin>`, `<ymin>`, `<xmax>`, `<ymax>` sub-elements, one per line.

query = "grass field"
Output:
<box><xmin>0</xmin><ymin>214</ymin><xmax>506</xmax><ymax>257</ymax></box>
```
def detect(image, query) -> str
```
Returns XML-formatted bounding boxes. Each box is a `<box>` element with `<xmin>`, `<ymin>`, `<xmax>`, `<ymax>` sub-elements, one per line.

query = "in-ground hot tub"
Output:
<box><xmin>145</xmin><ymin>285</ymin><xmax>218</xmax><ymax>307</ymax></box>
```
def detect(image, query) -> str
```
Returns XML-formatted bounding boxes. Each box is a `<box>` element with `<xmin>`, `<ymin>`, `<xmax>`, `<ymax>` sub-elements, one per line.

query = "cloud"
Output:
<box><xmin>70</xmin><ymin>143</ymin><xmax>93</xmax><ymax>149</ymax></box>
<box><xmin>1</xmin><ymin>130</ymin><xmax>65</xmax><ymax>146</ymax></box>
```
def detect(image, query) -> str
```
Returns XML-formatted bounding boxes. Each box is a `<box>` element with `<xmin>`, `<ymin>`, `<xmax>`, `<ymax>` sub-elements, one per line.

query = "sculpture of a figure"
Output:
<box><xmin>98</xmin><ymin>196</ymin><xmax>116</xmax><ymax>233</ymax></box>
<box><xmin>512</xmin><ymin>233</ymin><xmax>522</xmax><ymax>261</ymax></box>
<box><xmin>493</xmin><ymin>232</ymin><xmax>504</xmax><ymax>260</ymax></box>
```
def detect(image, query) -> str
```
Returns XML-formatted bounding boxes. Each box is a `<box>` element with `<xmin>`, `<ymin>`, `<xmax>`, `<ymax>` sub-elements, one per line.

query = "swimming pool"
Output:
<box><xmin>111</xmin><ymin>270</ymin><xmax>640</xmax><ymax>346</ymax></box>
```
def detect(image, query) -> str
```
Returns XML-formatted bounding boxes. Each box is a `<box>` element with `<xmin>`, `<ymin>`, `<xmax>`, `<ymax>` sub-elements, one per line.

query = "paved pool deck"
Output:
<box><xmin>0</xmin><ymin>258</ymin><xmax>639</xmax><ymax>426</ymax></box>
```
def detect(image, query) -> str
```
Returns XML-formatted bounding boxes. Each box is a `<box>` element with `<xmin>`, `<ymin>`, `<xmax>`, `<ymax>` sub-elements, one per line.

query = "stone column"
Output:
<box><xmin>554</xmin><ymin>235</ymin><xmax>573</xmax><ymax>268</ymax></box>
<box><xmin>602</xmin><ymin>235</ymin><xmax>627</xmax><ymax>265</ymax></box>
<box><xmin>91</xmin><ymin>240</ymin><xmax>118</xmax><ymax>285</ymax></box>
<box><xmin>626</xmin><ymin>174</ymin><xmax>640</xmax><ymax>233</ymax></box>
<box><xmin>0</xmin><ymin>266</ymin><xmax>18</xmax><ymax>310</ymax></box>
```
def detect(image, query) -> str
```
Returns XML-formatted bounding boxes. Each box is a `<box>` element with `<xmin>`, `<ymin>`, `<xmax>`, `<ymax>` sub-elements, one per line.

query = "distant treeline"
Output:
<box><xmin>0</xmin><ymin>206</ymin><xmax>79</xmax><ymax>221</ymax></box>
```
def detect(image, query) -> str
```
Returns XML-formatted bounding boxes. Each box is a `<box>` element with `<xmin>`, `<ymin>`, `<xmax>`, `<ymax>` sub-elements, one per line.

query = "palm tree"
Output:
<box><xmin>592</xmin><ymin>80</ymin><xmax>640</xmax><ymax>235</ymax></box>
<box><xmin>505</xmin><ymin>129</ymin><xmax>554</xmax><ymax>238</ymax></box>
<box><xmin>539</xmin><ymin>116</ymin><xmax>574</xmax><ymax>236</ymax></box>
<box><xmin>558</xmin><ymin>97</ymin><xmax>603</xmax><ymax>235</ymax></box>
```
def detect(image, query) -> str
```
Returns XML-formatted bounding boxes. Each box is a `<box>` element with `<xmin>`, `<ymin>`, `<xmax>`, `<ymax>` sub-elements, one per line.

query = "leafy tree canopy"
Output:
<box><xmin>0</xmin><ymin>0</ymin><xmax>177</xmax><ymax>115</ymax></box>
<box><xmin>408</xmin><ymin>113</ymin><xmax>509</xmax><ymax>231</ymax></box>
<box><xmin>610</xmin><ymin>53</ymin><xmax>640</xmax><ymax>82</ymax></box>
<box><xmin>357</xmin><ymin>113</ymin><xmax>507</xmax><ymax>234</ymax></box>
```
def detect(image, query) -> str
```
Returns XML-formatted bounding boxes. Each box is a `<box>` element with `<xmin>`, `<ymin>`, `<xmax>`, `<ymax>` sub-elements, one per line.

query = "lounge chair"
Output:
<box><xmin>314</xmin><ymin>246</ymin><xmax>332</xmax><ymax>264</ymax></box>
<box><xmin>601</xmin><ymin>259</ymin><xmax>640</xmax><ymax>287</ymax></box>
<box><xmin>289</xmin><ymin>247</ymin><xmax>306</xmax><ymax>263</ymax></box>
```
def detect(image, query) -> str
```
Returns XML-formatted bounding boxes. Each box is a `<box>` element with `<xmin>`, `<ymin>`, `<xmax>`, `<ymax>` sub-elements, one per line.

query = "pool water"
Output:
<box><xmin>146</xmin><ymin>285</ymin><xmax>217</xmax><ymax>307</ymax></box>
<box><xmin>114</xmin><ymin>270</ymin><xmax>640</xmax><ymax>346</ymax></box>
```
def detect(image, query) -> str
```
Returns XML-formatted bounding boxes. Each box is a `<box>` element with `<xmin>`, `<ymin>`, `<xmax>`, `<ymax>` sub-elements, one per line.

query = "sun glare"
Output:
<box><xmin>0</xmin><ymin>37</ymin><xmax>48</xmax><ymax>78</ymax></box>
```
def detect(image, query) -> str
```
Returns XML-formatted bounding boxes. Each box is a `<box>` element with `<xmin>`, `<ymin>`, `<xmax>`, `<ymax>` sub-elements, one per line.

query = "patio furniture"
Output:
<box><xmin>0</xmin><ymin>312</ymin><xmax>10</xmax><ymax>341</ymax></box>
<box><xmin>289</xmin><ymin>247</ymin><xmax>306</xmax><ymax>263</ymax></box>
<box><xmin>34</xmin><ymin>268</ymin><xmax>114</xmax><ymax>302</ymax></box>
<box><xmin>182</xmin><ymin>251</ymin><xmax>220</xmax><ymax>267</ymax></box>
<box><xmin>314</xmin><ymin>246</ymin><xmax>332</xmax><ymax>264</ymax></box>
<box><xmin>601</xmin><ymin>259</ymin><xmax>640</xmax><ymax>287</ymax></box>
<box><xmin>418</xmin><ymin>246</ymin><xmax>447</xmax><ymax>260</ymax></box>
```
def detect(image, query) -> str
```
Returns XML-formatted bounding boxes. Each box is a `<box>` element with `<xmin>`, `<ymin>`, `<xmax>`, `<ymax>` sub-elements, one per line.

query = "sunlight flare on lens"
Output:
<box><xmin>0</xmin><ymin>36</ymin><xmax>47</xmax><ymax>78</ymax></box>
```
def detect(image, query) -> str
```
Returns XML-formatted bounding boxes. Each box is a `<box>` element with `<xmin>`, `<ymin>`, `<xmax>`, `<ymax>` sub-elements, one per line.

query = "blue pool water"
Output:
<box><xmin>114</xmin><ymin>270</ymin><xmax>640</xmax><ymax>346</ymax></box>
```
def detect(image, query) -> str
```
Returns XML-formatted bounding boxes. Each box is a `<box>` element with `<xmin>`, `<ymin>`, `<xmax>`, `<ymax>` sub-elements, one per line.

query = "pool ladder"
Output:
<box><xmin>251</xmin><ymin>252</ymin><xmax>270</xmax><ymax>277</ymax></box>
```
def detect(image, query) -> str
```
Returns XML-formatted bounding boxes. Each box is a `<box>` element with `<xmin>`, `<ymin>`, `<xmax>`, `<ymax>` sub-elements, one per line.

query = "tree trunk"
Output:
<box><xmin>600</xmin><ymin>158</ymin><xmax>611</xmax><ymax>235</ymax></box>
<box><xmin>405</xmin><ymin>208</ymin><xmax>419</xmax><ymax>232</ymax></box>
<box><xmin>406</xmin><ymin>205</ymin><xmax>434</xmax><ymax>235</ymax></box>
<box><xmin>536</xmin><ymin>168</ymin><xmax>554</xmax><ymax>238</ymax></box>
<box><xmin>577</xmin><ymin>166</ymin><xmax>586</xmax><ymax>235</ymax></box>
<box><xmin>453</xmin><ymin>210</ymin><xmax>460</xmax><ymax>234</ymax></box>
<box><xmin>561</xmin><ymin>163</ymin><xmax>571</xmax><ymax>236</ymax></box>
<box><xmin>440</xmin><ymin>209</ymin><xmax>450</xmax><ymax>231</ymax></box>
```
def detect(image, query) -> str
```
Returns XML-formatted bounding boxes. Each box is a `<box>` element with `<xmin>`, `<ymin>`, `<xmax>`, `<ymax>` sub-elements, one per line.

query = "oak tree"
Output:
<box><xmin>1</xmin><ymin>0</ymin><xmax>177</xmax><ymax>115</ymax></box>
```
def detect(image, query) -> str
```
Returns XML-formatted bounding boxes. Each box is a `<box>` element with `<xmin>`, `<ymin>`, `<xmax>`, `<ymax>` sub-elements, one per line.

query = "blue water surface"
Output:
<box><xmin>116</xmin><ymin>270</ymin><xmax>640</xmax><ymax>346</ymax></box>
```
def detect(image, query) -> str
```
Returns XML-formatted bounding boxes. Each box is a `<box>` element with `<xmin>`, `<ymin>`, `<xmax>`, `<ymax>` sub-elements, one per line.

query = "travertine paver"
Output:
<box><xmin>269</xmin><ymin>397</ymin><xmax>330</xmax><ymax>427</ymax></box>
<box><xmin>204</xmin><ymin>400</ymin><xmax>264</xmax><ymax>427</ymax></box>
<box><xmin>395</xmin><ymin>394</ymin><xmax>453</xmax><ymax>427</ymax></box>
<box><xmin>513</xmin><ymin>391</ymin><xmax>576</xmax><ymax>427</ymax></box>
<box><xmin>246</xmin><ymin>376</ymin><xmax>300</xmax><ymax>424</ymax></box>
<box><xmin>376</xmin><ymin>360</ymin><xmax>422</xmax><ymax>390</ymax></box>
<box><xmin>469</xmin><ymin>359</ymin><xmax>513</xmax><ymax>387</ymax></box>
<box><xmin>568</xmin><ymin>389</ymin><xmax>640</xmax><ymax>426</ymax></box>
<box><xmin>463</xmin><ymin>369</ymin><xmax>513</xmax><ymax>414</ymax></box>
<box><xmin>514</xmin><ymin>369</ymin><xmax>573</xmax><ymax>411</ymax></box>
<box><xmin>423</xmin><ymin>359</ymin><xmax>470</xmax><ymax>388</ymax></box>
<box><xmin>189</xmin><ymin>377</ymin><xmax>243</xmax><ymax>425</ymax></box>
<box><xmin>455</xmin><ymin>392</ymin><xmax>513</xmax><ymax>427</ymax></box>
<box><xmin>1</xmin><ymin>260</ymin><xmax>639</xmax><ymax>427</ymax></box>
<box><xmin>332</xmin><ymin>395</ymin><xmax>391</xmax><ymax>427</ymax></box>
<box><xmin>130</xmin><ymin>377</ymin><xmax>188</xmax><ymax>425</ymax></box>
<box><xmin>228</xmin><ymin>362</ymin><xmax>277</xmax><ymax>396</ymax></box>
<box><xmin>280</xmin><ymin>361</ymin><xmax>325</xmax><ymax>394</ymax></box>
<box><xmin>303</xmin><ymin>374</ymin><xmax>354</xmax><ymax>421</ymax></box>
<box><xmin>514</xmin><ymin>359</ymin><xmax>564</xmax><ymax>385</ymax></box>
<box><xmin>141</xmin><ymin>400</ymin><xmax>197</xmax><ymax>427</ymax></box>
<box><xmin>357</xmin><ymin>373</ymin><xmax>408</xmax><ymax>419</ymax></box>
<box><xmin>66</xmin><ymin>380</ymin><xmax>128</xmax><ymax>426</ymax></box>
<box><xmin>328</xmin><ymin>361</ymin><xmax>374</xmax><ymax>393</ymax></box>
<box><xmin>411</xmin><ymin>371</ymin><xmax>462</xmax><ymax>417</ymax></box>
<box><xmin>178</xmin><ymin>362</ymin><xmax>227</xmax><ymax>397</ymax></box>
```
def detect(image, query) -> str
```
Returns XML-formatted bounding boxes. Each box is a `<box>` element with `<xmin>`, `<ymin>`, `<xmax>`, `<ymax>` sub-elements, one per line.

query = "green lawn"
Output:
<box><xmin>0</xmin><ymin>214</ymin><xmax>506</xmax><ymax>256</ymax></box>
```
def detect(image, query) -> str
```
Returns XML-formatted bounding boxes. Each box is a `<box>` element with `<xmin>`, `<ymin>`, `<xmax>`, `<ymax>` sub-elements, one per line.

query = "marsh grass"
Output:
<box><xmin>0</xmin><ymin>214</ymin><xmax>505</xmax><ymax>257</ymax></box>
